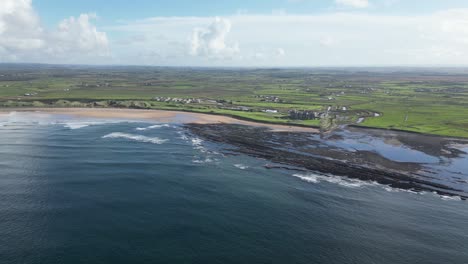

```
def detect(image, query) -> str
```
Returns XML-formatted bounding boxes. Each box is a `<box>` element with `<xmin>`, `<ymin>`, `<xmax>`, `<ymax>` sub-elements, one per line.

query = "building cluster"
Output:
<box><xmin>255</xmin><ymin>95</ymin><xmax>283</xmax><ymax>103</ymax></box>
<box><xmin>262</xmin><ymin>109</ymin><xmax>278</xmax><ymax>113</ymax></box>
<box><xmin>153</xmin><ymin>97</ymin><xmax>203</xmax><ymax>104</ymax></box>
<box><xmin>288</xmin><ymin>110</ymin><xmax>324</xmax><ymax>120</ymax></box>
<box><xmin>79</xmin><ymin>82</ymin><xmax>111</xmax><ymax>88</ymax></box>
<box><xmin>288</xmin><ymin>105</ymin><xmax>350</xmax><ymax>120</ymax></box>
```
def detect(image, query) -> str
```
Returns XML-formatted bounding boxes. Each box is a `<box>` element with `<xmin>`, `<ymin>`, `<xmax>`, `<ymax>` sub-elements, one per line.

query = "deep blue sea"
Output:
<box><xmin>1</xmin><ymin>113</ymin><xmax>467</xmax><ymax>264</ymax></box>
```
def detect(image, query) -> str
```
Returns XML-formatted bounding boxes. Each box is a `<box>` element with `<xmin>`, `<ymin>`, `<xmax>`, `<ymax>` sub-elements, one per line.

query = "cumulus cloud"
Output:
<box><xmin>0</xmin><ymin>0</ymin><xmax>109</xmax><ymax>63</ymax></box>
<box><xmin>335</xmin><ymin>0</ymin><xmax>369</xmax><ymax>8</ymax></box>
<box><xmin>190</xmin><ymin>17</ymin><xmax>239</xmax><ymax>59</ymax></box>
<box><xmin>0</xmin><ymin>0</ymin><xmax>44</xmax><ymax>60</ymax></box>
<box><xmin>50</xmin><ymin>14</ymin><xmax>109</xmax><ymax>57</ymax></box>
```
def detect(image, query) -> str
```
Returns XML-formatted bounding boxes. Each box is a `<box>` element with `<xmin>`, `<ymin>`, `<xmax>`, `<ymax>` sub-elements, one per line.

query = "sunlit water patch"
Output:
<box><xmin>324</xmin><ymin>130</ymin><xmax>439</xmax><ymax>163</ymax></box>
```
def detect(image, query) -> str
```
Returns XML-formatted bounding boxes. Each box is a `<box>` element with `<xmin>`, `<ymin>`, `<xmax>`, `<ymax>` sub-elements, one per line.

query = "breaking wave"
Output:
<box><xmin>178</xmin><ymin>135</ymin><xmax>222</xmax><ymax>164</ymax></box>
<box><xmin>177</xmin><ymin>131</ymin><xmax>189</xmax><ymax>140</ymax></box>
<box><xmin>383</xmin><ymin>186</ymin><xmax>419</xmax><ymax>194</ymax></box>
<box><xmin>102</xmin><ymin>132</ymin><xmax>168</xmax><ymax>144</ymax></box>
<box><xmin>293</xmin><ymin>173</ymin><xmax>463</xmax><ymax>201</ymax></box>
<box><xmin>293</xmin><ymin>173</ymin><xmax>377</xmax><ymax>188</ymax></box>
<box><xmin>193</xmin><ymin>158</ymin><xmax>215</xmax><ymax>164</ymax></box>
<box><xmin>234</xmin><ymin>164</ymin><xmax>248</xmax><ymax>170</ymax></box>
<box><xmin>190</xmin><ymin>137</ymin><xmax>209</xmax><ymax>153</ymax></box>
<box><xmin>62</xmin><ymin>121</ymin><xmax>115</xmax><ymax>130</ymax></box>
<box><xmin>136</xmin><ymin>124</ymin><xmax>170</xmax><ymax>131</ymax></box>
<box><xmin>64</xmin><ymin>123</ymin><xmax>90</xmax><ymax>129</ymax></box>
<box><xmin>1</xmin><ymin>112</ymin><xmax>125</xmax><ymax>129</ymax></box>
<box><xmin>440</xmin><ymin>195</ymin><xmax>463</xmax><ymax>201</ymax></box>
<box><xmin>191</xmin><ymin>137</ymin><xmax>204</xmax><ymax>149</ymax></box>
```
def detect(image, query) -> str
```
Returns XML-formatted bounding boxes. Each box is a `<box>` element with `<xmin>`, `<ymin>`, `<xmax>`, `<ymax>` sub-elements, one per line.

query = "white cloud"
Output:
<box><xmin>190</xmin><ymin>17</ymin><xmax>239</xmax><ymax>59</ymax></box>
<box><xmin>51</xmin><ymin>14</ymin><xmax>109</xmax><ymax>57</ymax></box>
<box><xmin>335</xmin><ymin>0</ymin><xmax>369</xmax><ymax>8</ymax></box>
<box><xmin>0</xmin><ymin>0</ymin><xmax>109</xmax><ymax>63</ymax></box>
<box><xmin>0</xmin><ymin>0</ymin><xmax>44</xmax><ymax>57</ymax></box>
<box><xmin>3</xmin><ymin>1</ymin><xmax>468</xmax><ymax>67</ymax></box>
<box><xmin>110</xmin><ymin>10</ymin><xmax>468</xmax><ymax>66</ymax></box>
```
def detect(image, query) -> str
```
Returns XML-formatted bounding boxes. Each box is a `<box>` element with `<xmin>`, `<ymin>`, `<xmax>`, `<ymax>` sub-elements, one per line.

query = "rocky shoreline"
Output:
<box><xmin>186</xmin><ymin>123</ymin><xmax>468</xmax><ymax>200</ymax></box>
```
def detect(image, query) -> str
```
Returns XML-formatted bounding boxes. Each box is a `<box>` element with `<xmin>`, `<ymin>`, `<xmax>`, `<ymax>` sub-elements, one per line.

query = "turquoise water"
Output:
<box><xmin>0</xmin><ymin>114</ymin><xmax>467</xmax><ymax>264</ymax></box>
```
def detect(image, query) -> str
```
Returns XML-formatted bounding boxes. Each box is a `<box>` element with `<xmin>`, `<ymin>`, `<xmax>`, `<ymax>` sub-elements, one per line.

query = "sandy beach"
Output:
<box><xmin>0</xmin><ymin>108</ymin><xmax>319</xmax><ymax>133</ymax></box>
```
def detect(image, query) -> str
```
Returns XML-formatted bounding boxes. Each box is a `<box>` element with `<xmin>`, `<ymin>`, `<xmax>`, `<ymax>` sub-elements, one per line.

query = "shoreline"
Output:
<box><xmin>1</xmin><ymin>107</ymin><xmax>467</xmax><ymax>140</ymax></box>
<box><xmin>0</xmin><ymin>107</ymin><xmax>319</xmax><ymax>133</ymax></box>
<box><xmin>2</xmin><ymin>107</ymin><xmax>467</xmax><ymax>198</ymax></box>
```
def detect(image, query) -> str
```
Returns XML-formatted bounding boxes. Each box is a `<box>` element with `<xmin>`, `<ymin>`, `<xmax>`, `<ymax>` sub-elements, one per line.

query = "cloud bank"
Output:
<box><xmin>110</xmin><ymin>9</ymin><xmax>468</xmax><ymax>66</ymax></box>
<box><xmin>2</xmin><ymin>0</ymin><xmax>468</xmax><ymax>66</ymax></box>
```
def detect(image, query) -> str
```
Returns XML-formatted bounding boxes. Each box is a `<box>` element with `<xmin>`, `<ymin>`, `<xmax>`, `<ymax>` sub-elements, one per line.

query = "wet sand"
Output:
<box><xmin>0</xmin><ymin>108</ymin><xmax>319</xmax><ymax>133</ymax></box>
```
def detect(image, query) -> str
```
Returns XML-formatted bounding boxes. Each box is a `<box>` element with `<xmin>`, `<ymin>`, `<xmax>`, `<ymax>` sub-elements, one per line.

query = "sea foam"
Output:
<box><xmin>63</xmin><ymin>121</ymin><xmax>112</xmax><ymax>130</ymax></box>
<box><xmin>293</xmin><ymin>173</ymin><xmax>463</xmax><ymax>201</ymax></box>
<box><xmin>234</xmin><ymin>164</ymin><xmax>248</xmax><ymax>170</ymax></box>
<box><xmin>292</xmin><ymin>173</ymin><xmax>377</xmax><ymax>188</ymax></box>
<box><xmin>440</xmin><ymin>195</ymin><xmax>463</xmax><ymax>201</ymax></box>
<box><xmin>193</xmin><ymin>158</ymin><xmax>215</xmax><ymax>164</ymax></box>
<box><xmin>191</xmin><ymin>137</ymin><xmax>207</xmax><ymax>153</ymax></box>
<box><xmin>102</xmin><ymin>132</ymin><xmax>168</xmax><ymax>144</ymax></box>
<box><xmin>136</xmin><ymin>124</ymin><xmax>170</xmax><ymax>131</ymax></box>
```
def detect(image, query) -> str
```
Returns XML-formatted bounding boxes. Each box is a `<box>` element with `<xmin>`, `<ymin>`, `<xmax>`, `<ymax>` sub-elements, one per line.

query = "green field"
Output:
<box><xmin>1</xmin><ymin>64</ymin><xmax>468</xmax><ymax>137</ymax></box>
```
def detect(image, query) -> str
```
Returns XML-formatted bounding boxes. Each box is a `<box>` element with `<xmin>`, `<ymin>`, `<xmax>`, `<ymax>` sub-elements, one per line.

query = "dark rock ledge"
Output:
<box><xmin>186</xmin><ymin>124</ymin><xmax>468</xmax><ymax>200</ymax></box>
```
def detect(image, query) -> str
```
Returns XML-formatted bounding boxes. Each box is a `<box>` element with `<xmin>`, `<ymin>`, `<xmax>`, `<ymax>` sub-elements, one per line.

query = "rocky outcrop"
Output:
<box><xmin>186</xmin><ymin>123</ymin><xmax>467</xmax><ymax>200</ymax></box>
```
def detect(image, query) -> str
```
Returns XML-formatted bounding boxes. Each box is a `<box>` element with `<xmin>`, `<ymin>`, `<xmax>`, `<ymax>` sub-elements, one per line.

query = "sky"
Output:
<box><xmin>2</xmin><ymin>0</ymin><xmax>468</xmax><ymax>66</ymax></box>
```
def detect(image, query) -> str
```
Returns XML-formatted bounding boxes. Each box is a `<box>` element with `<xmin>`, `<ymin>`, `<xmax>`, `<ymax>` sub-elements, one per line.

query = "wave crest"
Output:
<box><xmin>136</xmin><ymin>124</ymin><xmax>170</xmax><ymax>131</ymax></box>
<box><xmin>234</xmin><ymin>164</ymin><xmax>248</xmax><ymax>170</ymax></box>
<box><xmin>293</xmin><ymin>173</ymin><xmax>377</xmax><ymax>188</ymax></box>
<box><xmin>102</xmin><ymin>132</ymin><xmax>168</xmax><ymax>144</ymax></box>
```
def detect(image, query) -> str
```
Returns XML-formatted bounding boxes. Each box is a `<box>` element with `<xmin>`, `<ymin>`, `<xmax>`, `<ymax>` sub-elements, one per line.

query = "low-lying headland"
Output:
<box><xmin>2</xmin><ymin>65</ymin><xmax>468</xmax><ymax>198</ymax></box>
<box><xmin>2</xmin><ymin>107</ymin><xmax>467</xmax><ymax>199</ymax></box>
<box><xmin>186</xmin><ymin>123</ymin><xmax>468</xmax><ymax>199</ymax></box>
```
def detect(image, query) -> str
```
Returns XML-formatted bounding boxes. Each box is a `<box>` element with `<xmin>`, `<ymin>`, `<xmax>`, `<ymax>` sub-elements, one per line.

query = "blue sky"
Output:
<box><xmin>32</xmin><ymin>0</ymin><xmax>468</xmax><ymax>21</ymax></box>
<box><xmin>2</xmin><ymin>0</ymin><xmax>468</xmax><ymax>66</ymax></box>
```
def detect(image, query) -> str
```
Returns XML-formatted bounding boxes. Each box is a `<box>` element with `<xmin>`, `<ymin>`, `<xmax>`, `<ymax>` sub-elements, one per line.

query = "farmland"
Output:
<box><xmin>1</xmin><ymin>64</ymin><xmax>468</xmax><ymax>137</ymax></box>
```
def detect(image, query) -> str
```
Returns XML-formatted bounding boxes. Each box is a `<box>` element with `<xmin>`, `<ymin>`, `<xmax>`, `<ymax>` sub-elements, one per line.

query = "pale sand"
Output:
<box><xmin>0</xmin><ymin>108</ymin><xmax>319</xmax><ymax>133</ymax></box>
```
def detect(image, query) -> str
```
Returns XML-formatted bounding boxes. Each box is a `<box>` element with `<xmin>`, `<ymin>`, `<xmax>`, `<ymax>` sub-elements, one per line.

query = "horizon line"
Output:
<box><xmin>3</xmin><ymin>62</ymin><xmax>468</xmax><ymax>70</ymax></box>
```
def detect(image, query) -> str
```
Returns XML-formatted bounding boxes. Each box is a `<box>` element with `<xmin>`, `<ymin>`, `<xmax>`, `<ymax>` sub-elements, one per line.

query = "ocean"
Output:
<box><xmin>0</xmin><ymin>113</ymin><xmax>467</xmax><ymax>264</ymax></box>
